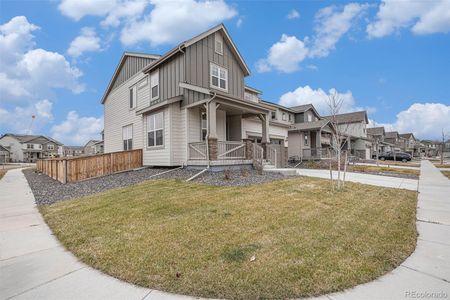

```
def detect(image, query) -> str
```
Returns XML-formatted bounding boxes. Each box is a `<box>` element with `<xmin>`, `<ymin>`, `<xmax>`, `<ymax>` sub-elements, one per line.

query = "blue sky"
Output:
<box><xmin>1</xmin><ymin>0</ymin><xmax>449</xmax><ymax>145</ymax></box>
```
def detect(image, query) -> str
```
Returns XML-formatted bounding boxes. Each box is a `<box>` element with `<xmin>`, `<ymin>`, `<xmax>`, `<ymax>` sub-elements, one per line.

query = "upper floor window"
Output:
<box><xmin>201</xmin><ymin>112</ymin><xmax>207</xmax><ymax>141</ymax></box>
<box><xmin>27</xmin><ymin>144</ymin><xmax>33</xmax><ymax>149</ymax></box>
<box><xmin>215</xmin><ymin>33</ymin><xmax>223</xmax><ymax>55</ymax></box>
<box><xmin>47</xmin><ymin>144</ymin><xmax>54</xmax><ymax>150</ymax></box>
<box><xmin>289</xmin><ymin>114</ymin><xmax>292</xmax><ymax>122</ymax></box>
<box><xmin>307</xmin><ymin>113</ymin><xmax>313</xmax><ymax>122</ymax></box>
<box><xmin>129</xmin><ymin>85</ymin><xmax>136</xmax><ymax>109</ymax></box>
<box><xmin>147</xmin><ymin>111</ymin><xmax>164</xmax><ymax>147</ymax></box>
<box><xmin>151</xmin><ymin>70</ymin><xmax>159</xmax><ymax>100</ymax></box>
<box><xmin>282</xmin><ymin>112</ymin><xmax>287</xmax><ymax>121</ymax></box>
<box><xmin>122</xmin><ymin>125</ymin><xmax>133</xmax><ymax>150</ymax></box>
<box><xmin>271</xmin><ymin>111</ymin><xmax>276</xmax><ymax>120</ymax></box>
<box><xmin>210</xmin><ymin>63</ymin><xmax>227</xmax><ymax>91</ymax></box>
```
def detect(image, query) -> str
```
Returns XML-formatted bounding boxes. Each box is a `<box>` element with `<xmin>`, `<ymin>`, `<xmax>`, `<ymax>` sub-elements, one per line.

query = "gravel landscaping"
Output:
<box><xmin>23</xmin><ymin>167</ymin><xmax>285</xmax><ymax>205</ymax></box>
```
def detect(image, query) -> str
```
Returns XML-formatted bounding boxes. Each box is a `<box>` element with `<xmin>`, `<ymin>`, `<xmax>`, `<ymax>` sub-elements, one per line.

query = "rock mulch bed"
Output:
<box><xmin>23</xmin><ymin>167</ymin><xmax>286</xmax><ymax>205</ymax></box>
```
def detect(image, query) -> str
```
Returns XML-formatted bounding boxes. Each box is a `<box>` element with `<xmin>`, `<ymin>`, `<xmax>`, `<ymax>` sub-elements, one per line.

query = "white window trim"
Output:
<box><xmin>129</xmin><ymin>85</ymin><xmax>137</xmax><ymax>110</ymax></box>
<box><xmin>147</xmin><ymin>111</ymin><xmax>165</xmax><ymax>149</ymax></box>
<box><xmin>122</xmin><ymin>124</ymin><xmax>133</xmax><ymax>151</ymax></box>
<box><xmin>210</xmin><ymin>63</ymin><xmax>228</xmax><ymax>92</ymax></box>
<box><xmin>282</xmin><ymin>112</ymin><xmax>287</xmax><ymax>121</ymax></box>
<box><xmin>151</xmin><ymin>70</ymin><xmax>159</xmax><ymax>101</ymax></box>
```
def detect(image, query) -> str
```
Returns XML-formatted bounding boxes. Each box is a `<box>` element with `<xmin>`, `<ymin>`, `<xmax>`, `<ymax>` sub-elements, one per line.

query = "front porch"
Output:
<box><xmin>185</xmin><ymin>95</ymin><xmax>274</xmax><ymax>167</ymax></box>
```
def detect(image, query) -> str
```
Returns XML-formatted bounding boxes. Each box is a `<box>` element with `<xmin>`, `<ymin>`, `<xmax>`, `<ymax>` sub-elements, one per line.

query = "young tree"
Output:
<box><xmin>327</xmin><ymin>90</ymin><xmax>350</xmax><ymax>191</ymax></box>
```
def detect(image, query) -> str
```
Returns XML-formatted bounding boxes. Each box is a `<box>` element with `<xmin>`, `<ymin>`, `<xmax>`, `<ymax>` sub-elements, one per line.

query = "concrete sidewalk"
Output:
<box><xmin>320</xmin><ymin>160</ymin><xmax>450</xmax><ymax>299</ymax></box>
<box><xmin>266</xmin><ymin>167</ymin><xmax>418</xmax><ymax>191</ymax></box>
<box><xmin>0</xmin><ymin>168</ymin><xmax>169</xmax><ymax>300</ymax></box>
<box><xmin>1</xmin><ymin>163</ymin><xmax>449</xmax><ymax>300</ymax></box>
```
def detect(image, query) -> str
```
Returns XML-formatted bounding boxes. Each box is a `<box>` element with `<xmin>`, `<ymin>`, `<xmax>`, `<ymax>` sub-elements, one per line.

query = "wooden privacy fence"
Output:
<box><xmin>36</xmin><ymin>149</ymin><xmax>143</xmax><ymax>183</ymax></box>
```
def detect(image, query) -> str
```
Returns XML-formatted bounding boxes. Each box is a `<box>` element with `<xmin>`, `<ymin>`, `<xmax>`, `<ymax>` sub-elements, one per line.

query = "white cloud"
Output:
<box><xmin>367</xmin><ymin>0</ymin><xmax>450</xmax><ymax>38</ymax></box>
<box><xmin>58</xmin><ymin>0</ymin><xmax>118</xmax><ymax>21</ymax></box>
<box><xmin>120</xmin><ymin>0</ymin><xmax>237</xmax><ymax>46</ymax></box>
<box><xmin>51</xmin><ymin>111</ymin><xmax>103</xmax><ymax>145</ymax></box>
<box><xmin>256</xmin><ymin>34</ymin><xmax>308</xmax><ymax>73</ymax></box>
<box><xmin>0</xmin><ymin>16</ymin><xmax>84</xmax><ymax>103</ymax></box>
<box><xmin>278</xmin><ymin>85</ymin><xmax>358</xmax><ymax>115</ymax></box>
<box><xmin>287</xmin><ymin>9</ymin><xmax>300</xmax><ymax>20</ymax></box>
<box><xmin>309</xmin><ymin>3</ymin><xmax>368</xmax><ymax>58</ymax></box>
<box><xmin>257</xmin><ymin>3</ymin><xmax>367</xmax><ymax>73</ymax></box>
<box><xmin>236</xmin><ymin>17</ymin><xmax>243</xmax><ymax>28</ymax></box>
<box><xmin>68</xmin><ymin>27</ymin><xmax>102</xmax><ymax>58</ymax></box>
<box><xmin>0</xmin><ymin>99</ymin><xmax>53</xmax><ymax>134</ymax></box>
<box><xmin>100</xmin><ymin>0</ymin><xmax>149</xmax><ymax>27</ymax></box>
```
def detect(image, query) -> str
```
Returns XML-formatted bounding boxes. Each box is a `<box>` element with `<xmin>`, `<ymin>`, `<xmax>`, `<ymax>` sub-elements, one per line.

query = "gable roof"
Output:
<box><xmin>101</xmin><ymin>52</ymin><xmax>160</xmax><ymax>104</ymax></box>
<box><xmin>323</xmin><ymin>111</ymin><xmax>368</xmax><ymax>124</ymax></box>
<box><xmin>399</xmin><ymin>133</ymin><xmax>416</xmax><ymax>140</ymax></box>
<box><xmin>260</xmin><ymin>100</ymin><xmax>295</xmax><ymax>113</ymax></box>
<box><xmin>0</xmin><ymin>145</ymin><xmax>9</xmax><ymax>152</ymax></box>
<box><xmin>84</xmin><ymin>140</ymin><xmax>101</xmax><ymax>147</ymax></box>
<box><xmin>290</xmin><ymin>104</ymin><xmax>321</xmax><ymax>119</ymax></box>
<box><xmin>367</xmin><ymin>126</ymin><xmax>385</xmax><ymax>136</ymax></box>
<box><xmin>245</xmin><ymin>85</ymin><xmax>262</xmax><ymax>95</ymax></box>
<box><xmin>385</xmin><ymin>131</ymin><xmax>399</xmax><ymax>139</ymax></box>
<box><xmin>0</xmin><ymin>133</ymin><xmax>62</xmax><ymax>145</ymax></box>
<box><xmin>142</xmin><ymin>24</ymin><xmax>251</xmax><ymax>77</ymax></box>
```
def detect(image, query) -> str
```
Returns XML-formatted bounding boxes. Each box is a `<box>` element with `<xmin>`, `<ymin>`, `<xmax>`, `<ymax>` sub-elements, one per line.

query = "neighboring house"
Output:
<box><xmin>421</xmin><ymin>140</ymin><xmax>440</xmax><ymax>157</ymax></box>
<box><xmin>399</xmin><ymin>133</ymin><xmax>417</xmax><ymax>156</ymax></box>
<box><xmin>0</xmin><ymin>145</ymin><xmax>10</xmax><ymax>163</ymax></box>
<box><xmin>84</xmin><ymin>140</ymin><xmax>104</xmax><ymax>156</ymax></box>
<box><xmin>385</xmin><ymin>131</ymin><xmax>403</xmax><ymax>151</ymax></box>
<box><xmin>102</xmin><ymin>24</ymin><xmax>292</xmax><ymax>167</ymax></box>
<box><xmin>367</xmin><ymin>126</ymin><xmax>393</xmax><ymax>157</ymax></box>
<box><xmin>323</xmin><ymin>111</ymin><xmax>372</xmax><ymax>159</ymax></box>
<box><xmin>0</xmin><ymin>134</ymin><xmax>63</xmax><ymax>162</ymax></box>
<box><xmin>287</xmin><ymin>104</ymin><xmax>334</xmax><ymax>160</ymax></box>
<box><xmin>63</xmin><ymin>146</ymin><xmax>84</xmax><ymax>157</ymax></box>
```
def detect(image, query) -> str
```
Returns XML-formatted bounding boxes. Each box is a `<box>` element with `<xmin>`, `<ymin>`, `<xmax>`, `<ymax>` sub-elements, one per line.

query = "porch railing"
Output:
<box><xmin>302</xmin><ymin>148</ymin><xmax>331</xmax><ymax>159</ymax></box>
<box><xmin>217</xmin><ymin>141</ymin><xmax>246</xmax><ymax>160</ymax></box>
<box><xmin>253</xmin><ymin>143</ymin><xmax>264</xmax><ymax>172</ymax></box>
<box><xmin>267</xmin><ymin>146</ymin><xmax>277</xmax><ymax>167</ymax></box>
<box><xmin>188</xmin><ymin>142</ymin><xmax>207</xmax><ymax>160</ymax></box>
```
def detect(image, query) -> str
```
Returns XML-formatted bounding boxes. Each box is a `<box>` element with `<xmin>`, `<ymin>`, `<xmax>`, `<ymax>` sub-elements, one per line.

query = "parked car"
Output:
<box><xmin>378</xmin><ymin>152</ymin><xmax>412</xmax><ymax>162</ymax></box>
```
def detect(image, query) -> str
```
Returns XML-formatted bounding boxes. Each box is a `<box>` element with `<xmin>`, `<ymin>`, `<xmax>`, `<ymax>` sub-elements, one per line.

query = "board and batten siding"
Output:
<box><xmin>111</xmin><ymin>56</ymin><xmax>155</xmax><ymax>91</ymax></box>
<box><xmin>183</xmin><ymin>31</ymin><xmax>245</xmax><ymax>105</ymax></box>
<box><xmin>104</xmin><ymin>71</ymin><xmax>148</xmax><ymax>154</ymax></box>
<box><xmin>157</xmin><ymin>54</ymin><xmax>184</xmax><ymax>104</ymax></box>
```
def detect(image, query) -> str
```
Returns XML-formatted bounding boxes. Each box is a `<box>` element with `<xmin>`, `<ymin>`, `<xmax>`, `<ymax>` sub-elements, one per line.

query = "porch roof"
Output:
<box><xmin>289</xmin><ymin>119</ymin><xmax>330</xmax><ymax>132</ymax></box>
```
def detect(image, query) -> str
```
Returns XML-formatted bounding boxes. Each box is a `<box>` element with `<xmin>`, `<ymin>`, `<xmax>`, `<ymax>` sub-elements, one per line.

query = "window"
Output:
<box><xmin>129</xmin><ymin>85</ymin><xmax>136</xmax><ymax>109</ymax></box>
<box><xmin>201</xmin><ymin>112</ymin><xmax>207</xmax><ymax>141</ymax></box>
<box><xmin>210</xmin><ymin>63</ymin><xmax>227</xmax><ymax>91</ymax></box>
<box><xmin>215</xmin><ymin>33</ymin><xmax>223</xmax><ymax>55</ymax></box>
<box><xmin>271</xmin><ymin>111</ymin><xmax>276</xmax><ymax>120</ymax></box>
<box><xmin>122</xmin><ymin>125</ymin><xmax>133</xmax><ymax>150</ymax></box>
<box><xmin>304</xmin><ymin>134</ymin><xmax>309</xmax><ymax>146</ymax></box>
<box><xmin>282</xmin><ymin>112</ymin><xmax>287</xmax><ymax>121</ymax></box>
<box><xmin>307</xmin><ymin>113</ymin><xmax>313</xmax><ymax>122</ymax></box>
<box><xmin>27</xmin><ymin>144</ymin><xmax>33</xmax><ymax>149</ymax></box>
<box><xmin>47</xmin><ymin>144</ymin><xmax>54</xmax><ymax>150</ymax></box>
<box><xmin>151</xmin><ymin>70</ymin><xmax>159</xmax><ymax>100</ymax></box>
<box><xmin>147</xmin><ymin>112</ymin><xmax>164</xmax><ymax>147</ymax></box>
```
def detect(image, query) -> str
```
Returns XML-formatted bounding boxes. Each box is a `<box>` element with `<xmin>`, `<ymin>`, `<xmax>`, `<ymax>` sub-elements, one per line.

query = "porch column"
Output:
<box><xmin>259</xmin><ymin>113</ymin><xmax>270</xmax><ymax>159</ymax></box>
<box><xmin>207</xmin><ymin>99</ymin><xmax>218</xmax><ymax>160</ymax></box>
<box><xmin>317</xmin><ymin>130</ymin><xmax>322</xmax><ymax>158</ymax></box>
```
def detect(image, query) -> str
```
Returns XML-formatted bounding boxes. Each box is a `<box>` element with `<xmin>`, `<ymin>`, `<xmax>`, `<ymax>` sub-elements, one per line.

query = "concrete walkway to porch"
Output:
<box><xmin>266</xmin><ymin>167</ymin><xmax>419</xmax><ymax>191</ymax></box>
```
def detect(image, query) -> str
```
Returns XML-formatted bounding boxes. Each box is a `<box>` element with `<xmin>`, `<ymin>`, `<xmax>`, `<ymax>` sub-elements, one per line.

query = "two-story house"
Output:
<box><xmin>367</xmin><ymin>126</ymin><xmax>394</xmax><ymax>157</ymax></box>
<box><xmin>323</xmin><ymin>111</ymin><xmax>371</xmax><ymax>159</ymax></box>
<box><xmin>399</xmin><ymin>133</ymin><xmax>417</xmax><ymax>156</ymax></box>
<box><xmin>287</xmin><ymin>104</ymin><xmax>334</xmax><ymax>160</ymax></box>
<box><xmin>63</xmin><ymin>146</ymin><xmax>84</xmax><ymax>157</ymax></box>
<box><xmin>102</xmin><ymin>24</ymin><xmax>292</xmax><ymax>167</ymax></box>
<box><xmin>0</xmin><ymin>134</ymin><xmax>63</xmax><ymax>162</ymax></box>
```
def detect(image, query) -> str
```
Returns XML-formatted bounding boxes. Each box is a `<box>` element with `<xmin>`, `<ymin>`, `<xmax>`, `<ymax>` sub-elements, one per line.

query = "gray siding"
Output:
<box><xmin>111</xmin><ymin>56</ymin><xmax>156</xmax><ymax>91</ymax></box>
<box><xmin>156</xmin><ymin>53</ymin><xmax>184</xmax><ymax>105</ymax></box>
<box><xmin>183</xmin><ymin>31</ymin><xmax>245</xmax><ymax>105</ymax></box>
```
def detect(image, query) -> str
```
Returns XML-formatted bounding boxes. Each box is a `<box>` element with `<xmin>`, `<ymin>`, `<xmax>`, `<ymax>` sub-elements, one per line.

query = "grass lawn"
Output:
<box><xmin>376</xmin><ymin>161</ymin><xmax>420</xmax><ymax>168</ymax></box>
<box><xmin>0</xmin><ymin>170</ymin><xmax>7</xmax><ymax>180</ymax></box>
<box><xmin>436</xmin><ymin>164</ymin><xmax>450</xmax><ymax>168</ymax></box>
<box><xmin>40</xmin><ymin>177</ymin><xmax>417</xmax><ymax>299</ymax></box>
<box><xmin>442</xmin><ymin>171</ymin><xmax>450</xmax><ymax>179</ymax></box>
<box><xmin>349</xmin><ymin>165</ymin><xmax>420</xmax><ymax>177</ymax></box>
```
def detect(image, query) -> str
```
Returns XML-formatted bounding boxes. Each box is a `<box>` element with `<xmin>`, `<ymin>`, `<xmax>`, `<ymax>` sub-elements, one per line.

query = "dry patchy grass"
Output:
<box><xmin>349</xmin><ymin>165</ymin><xmax>420</xmax><ymax>177</ymax></box>
<box><xmin>0</xmin><ymin>170</ymin><xmax>7</xmax><ymax>180</ymax></box>
<box><xmin>377</xmin><ymin>161</ymin><xmax>420</xmax><ymax>168</ymax></box>
<box><xmin>441</xmin><ymin>171</ymin><xmax>450</xmax><ymax>179</ymax></box>
<box><xmin>40</xmin><ymin>177</ymin><xmax>417</xmax><ymax>299</ymax></box>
